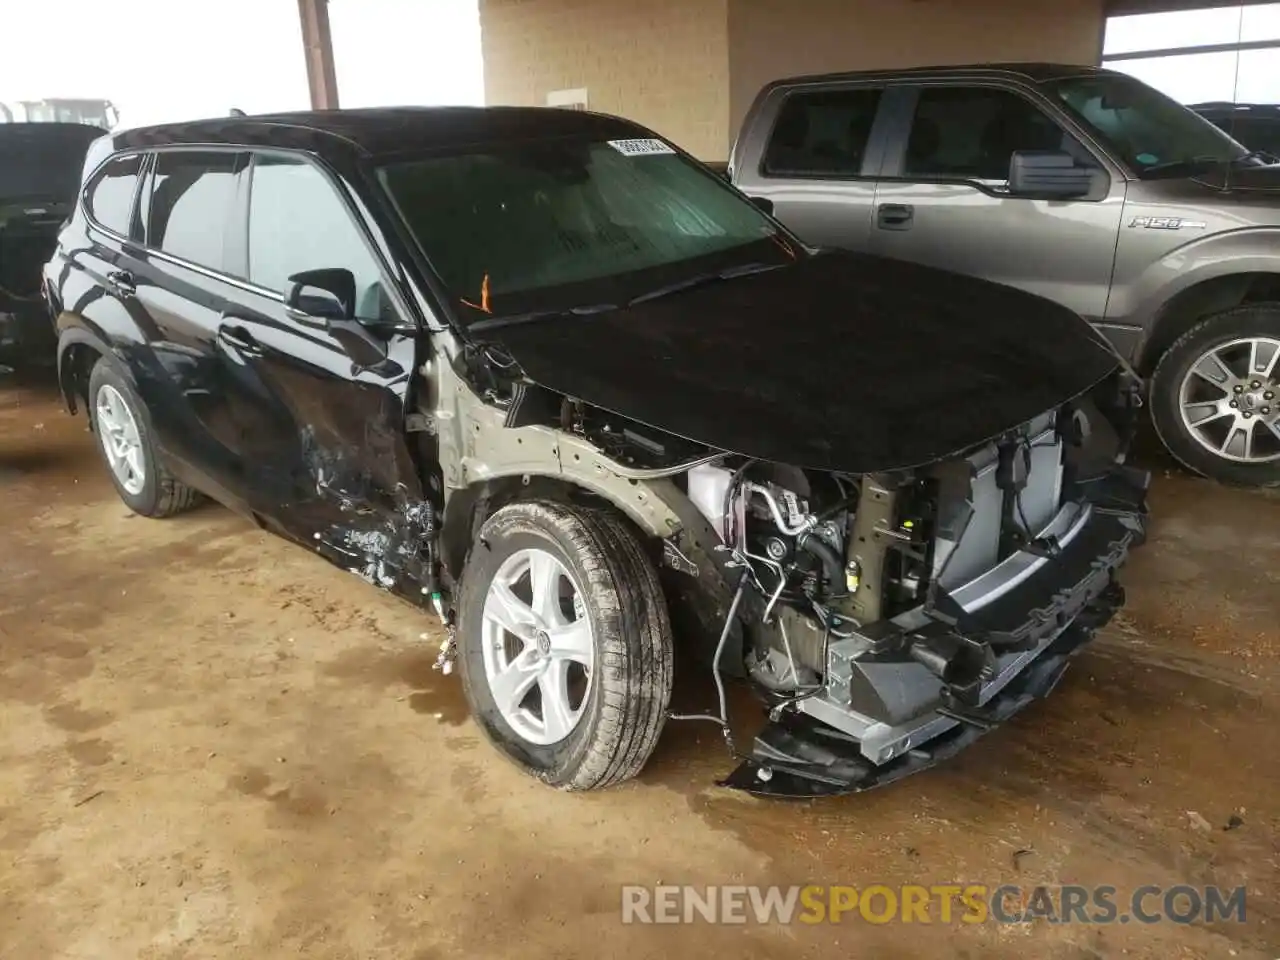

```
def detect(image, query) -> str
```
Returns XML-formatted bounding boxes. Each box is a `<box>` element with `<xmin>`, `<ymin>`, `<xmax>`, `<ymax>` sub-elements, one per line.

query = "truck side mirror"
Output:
<box><xmin>1008</xmin><ymin>150</ymin><xmax>1093</xmax><ymax>199</ymax></box>
<box><xmin>749</xmin><ymin>195</ymin><xmax>774</xmax><ymax>216</ymax></box>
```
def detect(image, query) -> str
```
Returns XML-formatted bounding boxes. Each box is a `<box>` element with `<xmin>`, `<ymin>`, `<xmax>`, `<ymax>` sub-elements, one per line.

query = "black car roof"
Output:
<box><xmin>762</xmin><ymin>61</ymin><xmax>1112</xmax><ymax>90</ymax></box>
<box><xmin>105</xmin><ymin>106</ymin><xmax>648</xmax><ymax>160</ymax></box>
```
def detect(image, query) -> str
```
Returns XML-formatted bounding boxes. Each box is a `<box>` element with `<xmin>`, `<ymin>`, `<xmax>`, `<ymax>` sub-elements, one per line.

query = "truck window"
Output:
<box><xmin>903</xmin><ymin>87</ymin><xmax>1068</xmax><ymax>181</ymax></box>
<box><xmin>762</xmin><ymin>89</ymin><xmax>883</xmax><ymax>178</ymax></box>
<box><xmin>1049</xmin><ymin>74</ymin><xmax>1247</xmax><ymax>177</ymax></box>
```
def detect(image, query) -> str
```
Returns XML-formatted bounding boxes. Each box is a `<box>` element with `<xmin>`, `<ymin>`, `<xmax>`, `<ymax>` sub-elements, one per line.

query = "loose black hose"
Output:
<box><xmin>797</xmin><ymin>530</ymin><xmax>843</xmax><ymax>592</ymax></box>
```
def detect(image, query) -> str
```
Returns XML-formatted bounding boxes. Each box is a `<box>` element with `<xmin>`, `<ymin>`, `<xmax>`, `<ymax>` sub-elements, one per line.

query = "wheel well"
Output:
<box><xmin>1140</xmin><ymin>273</ymin><xmax>1280</xmax><ymax>373</ymax></box>
<box><xmin>59</xmin><ymin>341</ymin><xmax>103</xmax><ymax>416</ymax></box>
<box><xmin>439</xmin><ymin>476</ymin><xmax>645</xmax><ymax>585</ymax></box>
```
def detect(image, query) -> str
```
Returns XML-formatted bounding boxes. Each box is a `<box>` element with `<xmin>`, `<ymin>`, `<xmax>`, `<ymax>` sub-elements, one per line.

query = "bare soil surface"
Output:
<box><xmin>1</xmin><ymin>374</ymin><xmax>1276</xmax><ymax>959</ymax></box>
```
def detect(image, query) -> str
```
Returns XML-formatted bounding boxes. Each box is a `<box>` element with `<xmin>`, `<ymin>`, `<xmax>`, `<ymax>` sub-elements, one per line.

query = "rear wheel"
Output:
<box><xmin>88</xmin><ymin>357</ymin><xmax>202</xmax><ymax>517</ymax></box>
<box><xmin>1150</xmin><ymin>304</ymin><xmax>1280</xmax><ymax>487</ymax></box>
<box><xmin>456</xmin><ymin>500</ymin><xmax>673</xmax><ymax>790</ymax></box>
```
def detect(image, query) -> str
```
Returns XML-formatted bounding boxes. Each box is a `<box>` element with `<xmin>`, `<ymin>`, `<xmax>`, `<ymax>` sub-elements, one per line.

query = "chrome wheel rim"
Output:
<box><xmin>481</xmin><ymin>547</ymin><xmax>594</xmax><ymax>746</ymax></box>
<box><xmin>95</xmin><ymin>384</ymin><xmax>146</xmax><ymax>495</ymax></box>
<box><xmin>1178</xmin><ymin>336</ymin><xmax>1280</xmax><ymax>464</ymax></box>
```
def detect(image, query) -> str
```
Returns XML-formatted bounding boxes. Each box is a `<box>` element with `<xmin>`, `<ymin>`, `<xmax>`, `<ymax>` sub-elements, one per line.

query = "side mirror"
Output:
<box><xmin>1008</xmin><ymin>151</ymin><xmax>1093</xmax><ymax>200</ymax></box>
<box><xmin>285</xmin><ymin>267</ymin><xmax>388</xmax><ymax>371</ymax></box>
<box><xmin>749</xmin><ymin>195</ymin><xmax>775</xmax><ymax>216</ymax></box>
<box><xmin>285</xmin><ymin>268</ymin><xmax>356</xmax><ymax>324</ymax></box>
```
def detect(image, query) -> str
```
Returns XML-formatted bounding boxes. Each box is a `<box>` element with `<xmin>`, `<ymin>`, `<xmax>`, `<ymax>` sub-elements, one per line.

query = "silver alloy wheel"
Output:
<box><xmin>95</xmin><ymin>383</ymin><xmax>146</xmax><ymax>495</ymax></box>
<box><xmin>1179</xmin><ymin>336</ymin><xmax>1280</xmax><ymax>464</ymax></box>
<box><xmin>481</xmin><ymin>547</ymin><xmax>594</xmax><ymax>746</ymax></box>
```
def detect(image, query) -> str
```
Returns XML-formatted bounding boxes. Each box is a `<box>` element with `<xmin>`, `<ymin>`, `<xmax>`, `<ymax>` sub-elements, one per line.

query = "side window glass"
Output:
<box><xmin>763</xmin><ymin>88</ymin><xmax>883</xmax><ymax>177</ymax></box>
<box><xmin>87</xmin><ymin>155</ymin><xmax>142</xmax><ymax>236</ymax></box>
<box><xmin>248</xmin><ymin>155</ymin><xmax>388</xmax><ymax>322</ymax></box>
<box><xmin>904</xmin><ymin>87</ymin><xmax>1071</xmax><ymax>181</ymax></box>
<box><xmin>147</xmin><ymin>151</ymin><xmax>240</xmax><ymax>269</ymax></box>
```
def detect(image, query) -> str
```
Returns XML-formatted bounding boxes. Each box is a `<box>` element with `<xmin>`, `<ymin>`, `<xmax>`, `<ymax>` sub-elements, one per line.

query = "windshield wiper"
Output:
<box><xmin>468</xmin><ymin>300</ymin><xmax>619</xmax><ymax>333</ymax></box>
<box><xmin>626</xmin><ymin>261</ymin><xmax>787</xmax><ymax>307</ymax></box>
<box><xmin>465</xmin><ymin>261</ymin><xmax>790</xmax><ymax>332</ymax></box>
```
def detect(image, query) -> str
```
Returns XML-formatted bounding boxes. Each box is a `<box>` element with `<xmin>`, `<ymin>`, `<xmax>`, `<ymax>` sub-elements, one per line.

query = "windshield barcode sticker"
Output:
<box><xmin>608</xmin><ymin>138</ymin><xmax>676</xmax><ymax>157</ymax></box>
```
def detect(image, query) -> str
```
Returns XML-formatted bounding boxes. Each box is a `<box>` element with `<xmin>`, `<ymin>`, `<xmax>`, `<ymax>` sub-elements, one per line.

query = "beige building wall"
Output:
<box><xmin>479</xmin><ymin>0</ymin><xmax>1107</xmax><ymax>162</ymax></box>
<box><xmin>728</xmin><ymin>0</ymin><xmax>1107</xmax><ymax>140</ymax></box>
<box><xmin>479</xmin><ymin>0</ymin><xmax>731</xmax><ymax>161</ymax></box>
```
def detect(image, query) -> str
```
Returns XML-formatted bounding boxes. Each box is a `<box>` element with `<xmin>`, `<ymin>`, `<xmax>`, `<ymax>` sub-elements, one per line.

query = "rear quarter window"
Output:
<box><xmin>86</xmin><ymin>154</ymin><xmax>143</xmax><ymax>236</ymax></box>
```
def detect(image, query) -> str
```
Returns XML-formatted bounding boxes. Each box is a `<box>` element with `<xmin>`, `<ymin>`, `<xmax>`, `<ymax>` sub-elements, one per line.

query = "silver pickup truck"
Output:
<box><xmin>730</xmin><ymin>63</ymin><xmax>1280</xmax><ymax>487</ymax></box>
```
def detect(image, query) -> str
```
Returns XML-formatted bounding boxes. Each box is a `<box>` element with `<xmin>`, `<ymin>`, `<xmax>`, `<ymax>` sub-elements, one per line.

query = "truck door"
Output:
<box><xmin>868</xmin><ymin>83</ymin><xmax>1126</xmax><ymax>323</ymax></box>
<box><xmin>732</xmin><ymin>83</ymin><xmax>893</xmax><ymax>251</ymax></box>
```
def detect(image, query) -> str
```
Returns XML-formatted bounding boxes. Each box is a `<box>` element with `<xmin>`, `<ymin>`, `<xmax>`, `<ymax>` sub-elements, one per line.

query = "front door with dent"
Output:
<box><xmin>869</xmin><ymin>84</ymin><xmax>1125</xmax><ymax>323</ymax></box>
<box><xmin>214</xmin><ymin>152</ymin><xmax>428</xmax><ymax>588</ymax></box>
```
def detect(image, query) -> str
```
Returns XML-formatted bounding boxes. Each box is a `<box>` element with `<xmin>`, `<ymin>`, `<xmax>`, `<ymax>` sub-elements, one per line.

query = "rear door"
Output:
<box><xmin>733</xmin><ymin>83</ymin><xmax>893</xmax><ymax>251</ymax></box>
<box><xmin>214</xmin><ymin>151</ymin><xmax>426</xmax><ymax>578</ymax></box>
<box><xmin>868</xmin><ymin>83</ymin><xmax>1125</xmax><ymax>322</ymax></box>
<box><xmin>126</xmin><ymin>147</ymin><xmax>260</xmax><ymax>507</ymax></box>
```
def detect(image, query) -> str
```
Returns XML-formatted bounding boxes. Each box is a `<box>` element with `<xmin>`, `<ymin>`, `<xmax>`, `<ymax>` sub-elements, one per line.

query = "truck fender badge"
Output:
<box><xmin>1128</xmin><ymin>216</ymin><xmax>1207</xmax><ymax>230</ymax></box>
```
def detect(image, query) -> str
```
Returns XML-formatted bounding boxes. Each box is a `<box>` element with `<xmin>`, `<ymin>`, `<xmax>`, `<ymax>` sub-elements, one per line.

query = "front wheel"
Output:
<box><xmin>456</xmin><ymin>500</ymin><xmax>673</xmax><ymax>790</ymax></box>
<box><xmin>1150</xmin><ymin>304</ymin><xmax>1280</xmax><ymax>487</ymax></box>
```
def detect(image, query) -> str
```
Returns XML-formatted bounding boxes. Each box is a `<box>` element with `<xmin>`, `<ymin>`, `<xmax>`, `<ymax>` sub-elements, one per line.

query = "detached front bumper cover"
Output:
<box><xmin>722</xmin><ymin>465</ymin><xmax>1149</xmax><ymax>799</ymax></box>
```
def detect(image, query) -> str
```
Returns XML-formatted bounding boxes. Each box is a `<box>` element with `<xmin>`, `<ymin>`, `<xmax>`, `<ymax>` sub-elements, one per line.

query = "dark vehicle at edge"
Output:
<box><xmin>1</xmin><ymin>122</ymin><xmax>102</xmax><ymax>365</ymax></box>
<box><xmin>45</xmin><ymin>107</ymin><xmax>1148</xmax><ymax>797</ymax></box>
<box><xmin>1192</xmin><ymin>101</ymin><xmax>1280</xmax><ymax>158</ymax></box>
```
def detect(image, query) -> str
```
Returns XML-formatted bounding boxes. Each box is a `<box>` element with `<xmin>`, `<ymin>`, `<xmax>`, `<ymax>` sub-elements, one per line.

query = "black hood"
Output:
<box><xmin>479</xmin><ymin>251</ymin><xmax>1121</xmax><ymax>474</ymax></box>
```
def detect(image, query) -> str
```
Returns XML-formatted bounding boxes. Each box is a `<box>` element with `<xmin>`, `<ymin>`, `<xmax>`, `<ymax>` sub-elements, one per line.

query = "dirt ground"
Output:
<box><xmin>1</xmin><ymin>372</ymin><xmax>1277</xmax><ymax>960</ymax></box>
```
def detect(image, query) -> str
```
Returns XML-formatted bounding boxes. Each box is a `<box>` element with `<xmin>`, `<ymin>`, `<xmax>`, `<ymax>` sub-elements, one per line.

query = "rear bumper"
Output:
<box><xmin>723</xmin><ymin>464</ymin><xmax>1149</xmax><ymax>798</ymax></box>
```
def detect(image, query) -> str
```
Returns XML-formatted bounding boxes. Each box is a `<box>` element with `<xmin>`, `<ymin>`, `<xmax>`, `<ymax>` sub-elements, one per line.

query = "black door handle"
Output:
<box><xmin>107</xmin><ymin>269</ymin><xmax>136</xmax><ymax>296</ymax></box>
<box><xmin>217</xmin><ymin>323</ymin><xmax>263</xmax><ymax>357</ymax></box>
<box><xmin>877</xmin><ymin>203</ymin><xmax>915</xmax><ymax>230</ymax></box>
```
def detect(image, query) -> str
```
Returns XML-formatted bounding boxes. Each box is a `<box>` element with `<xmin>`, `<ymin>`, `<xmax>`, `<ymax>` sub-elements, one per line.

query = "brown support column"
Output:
<box><xmin>298</xmin><ymin>0</ymin><xmax>340</xmax><ymax>110</ymax></box>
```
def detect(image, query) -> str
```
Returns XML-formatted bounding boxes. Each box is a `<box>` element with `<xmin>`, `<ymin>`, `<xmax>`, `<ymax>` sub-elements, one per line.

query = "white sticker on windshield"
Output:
<box><xmin>607</xmin><ymin>138</ymin><xmax>676</xmax><ymax>157</ymax></box>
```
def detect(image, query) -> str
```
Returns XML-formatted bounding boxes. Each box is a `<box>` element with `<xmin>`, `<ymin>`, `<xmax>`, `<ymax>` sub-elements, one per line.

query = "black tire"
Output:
<box><xmin>1150</xmin><ymin>303</ymin><xmax>1280</xmax><ymax>488</ymax></box>
<box><xmin>87</xmin><ymin>357</ymin><xmax>203</xmax><ymax>517</ymax></box>
<box><xmin>456</xmin><ymin>500</ymin><xmax>674</xmax><ymax>790</ymax></box>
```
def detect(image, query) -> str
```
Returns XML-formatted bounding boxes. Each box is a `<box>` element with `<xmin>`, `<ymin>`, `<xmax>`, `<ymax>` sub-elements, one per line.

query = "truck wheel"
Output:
<box><xmin>1150</xmin><ymin>304</ymin><xmax>1280</xmax><ymax>487</ymax></box>
<box><xmin>88</xmin><ymin>357</ymin><xmax>203</xmax><ymax>516</ymax></box>
<box><xmin>456</xmin><ymin>500</ymin><xmax>673</xmax><ymax>790</ymax></box>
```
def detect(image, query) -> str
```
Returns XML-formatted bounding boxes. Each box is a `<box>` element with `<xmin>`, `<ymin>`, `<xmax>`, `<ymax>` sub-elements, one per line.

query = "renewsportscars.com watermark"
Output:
<box><xmin>621</xmin><ymin>884</ymin><xmax>1247</xmax><ymax>926</ymax></box>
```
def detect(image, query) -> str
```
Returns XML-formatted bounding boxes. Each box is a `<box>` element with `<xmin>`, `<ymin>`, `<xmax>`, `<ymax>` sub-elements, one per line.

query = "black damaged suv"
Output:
<box><xmin>47</xmin><ymin>108</ymin><xmax>1147</xmax><ymax>796</ymax></box>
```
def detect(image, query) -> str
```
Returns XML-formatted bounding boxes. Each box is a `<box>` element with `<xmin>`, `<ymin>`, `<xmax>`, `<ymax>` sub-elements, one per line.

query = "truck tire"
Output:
<box><xmin>1150</xmin><ymin>303</ymin><xmax>1280</xmax><ymax>487</ymax></box>
<box><xmin>456</xmin><ymin>500</ymin><xmax>673</xmax><ymax>790</ymax></box>
<box><xmin>88</xmin><ymin>356</ymin><xmax>203</xmax><ymax>517</ymax></box>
